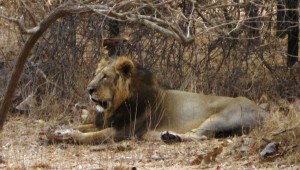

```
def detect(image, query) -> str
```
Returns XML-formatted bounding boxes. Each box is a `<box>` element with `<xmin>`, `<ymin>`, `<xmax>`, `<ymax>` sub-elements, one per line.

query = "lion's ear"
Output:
<box><xmin>115</xmin><ymin>57</ymin><xmax>135</xmax><ymax>77</ymax></box>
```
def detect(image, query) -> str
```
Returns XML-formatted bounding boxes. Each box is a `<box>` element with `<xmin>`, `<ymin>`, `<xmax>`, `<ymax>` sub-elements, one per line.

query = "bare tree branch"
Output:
<box><xmin>0</xmin><ymin>14</ymin><xmax>40</xmax><ymax>34</ymax></box>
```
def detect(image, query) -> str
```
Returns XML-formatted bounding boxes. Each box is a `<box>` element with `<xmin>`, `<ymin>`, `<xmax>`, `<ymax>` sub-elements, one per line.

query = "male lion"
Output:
<box><xmin>52</xmin><ymin>56</ymin><xmax>265</xmax><ymax>144</ymax></box>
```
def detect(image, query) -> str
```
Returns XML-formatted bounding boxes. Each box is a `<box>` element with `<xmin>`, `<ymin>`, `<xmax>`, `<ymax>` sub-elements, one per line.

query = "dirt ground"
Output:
<box><xmin>0</xmin><ymin>115</ymin><xmax>299</xmax><ymax>170</ymax></box>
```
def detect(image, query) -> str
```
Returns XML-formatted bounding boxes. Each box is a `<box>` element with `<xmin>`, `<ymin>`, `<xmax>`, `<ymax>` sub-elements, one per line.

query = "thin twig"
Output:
<box><xmin>262</xmin><ymin>138</ymin><xmax>272</xmax><ymax>143</ymax></box>
<box><xmin>186</xmin><ymin>1</ymin><xmax>195</xmax><ymax>38</ymax></box>
<box><xmin>272</xmin><ymin>123</ymin><xmax>299</xmax><ymax>136</ymax></box>
<box><xmin>20</xmin><ymin>0</ymin><xmax>38</xmax><ymax>26</ymax></box>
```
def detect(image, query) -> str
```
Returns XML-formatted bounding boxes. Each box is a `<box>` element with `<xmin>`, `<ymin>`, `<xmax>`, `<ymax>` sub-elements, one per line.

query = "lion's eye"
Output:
<box><xmin>102</xmin><ymin>74</ymin><xmax>108</xmax><ymax>80</ymax></box>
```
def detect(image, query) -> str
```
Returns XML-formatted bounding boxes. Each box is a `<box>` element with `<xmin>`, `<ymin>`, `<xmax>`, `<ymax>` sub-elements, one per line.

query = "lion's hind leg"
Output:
<box><xmin>142</xmin><ymin>130</ymin><xmax>206</xmax><ymax>144</ymax></box>
<box><xmin>196</xmin><ymin>112</ymin><xmax>257</xmax><ymax>138</ymax></box>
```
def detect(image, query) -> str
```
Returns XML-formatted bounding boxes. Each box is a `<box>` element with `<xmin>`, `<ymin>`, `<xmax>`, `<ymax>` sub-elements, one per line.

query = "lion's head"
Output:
<box><xmin>87</xmin><ymin>56</ymin><xmax>158</xmax><ymax>122</ymax></box>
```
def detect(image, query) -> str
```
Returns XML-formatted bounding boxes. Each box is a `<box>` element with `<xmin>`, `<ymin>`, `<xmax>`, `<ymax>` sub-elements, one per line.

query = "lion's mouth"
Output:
<box><xmin>90</xmin><ymin>96</ymin><xmax>111</xmax><ymax>112</ymax></box>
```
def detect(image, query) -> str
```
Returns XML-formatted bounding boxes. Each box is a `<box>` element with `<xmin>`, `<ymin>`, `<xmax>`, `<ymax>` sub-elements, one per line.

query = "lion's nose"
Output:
<box><xmin>87</xmin><ymin>87</ymin><xmax>96</xmax><ymax>95</ymax></box>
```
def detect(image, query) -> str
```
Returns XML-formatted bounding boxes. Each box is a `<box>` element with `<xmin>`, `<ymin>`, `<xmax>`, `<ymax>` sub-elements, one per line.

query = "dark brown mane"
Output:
<box><xmin>131</xmin><ymin>64</ymin><xmax>159</xmax><ymax>92</ymax></box>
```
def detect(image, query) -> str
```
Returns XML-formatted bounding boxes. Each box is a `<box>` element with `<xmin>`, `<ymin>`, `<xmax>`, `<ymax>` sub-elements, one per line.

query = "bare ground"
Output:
<box><xmin>1</xmin><ymin>112</ymin><xmax>299</xmax><ymax>170</ymax></box>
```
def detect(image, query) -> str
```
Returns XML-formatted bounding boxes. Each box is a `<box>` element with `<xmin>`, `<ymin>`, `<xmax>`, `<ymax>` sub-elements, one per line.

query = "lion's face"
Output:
<box><xmin>87</xmin><ymin>56</ymin><xmax>136</xmax><ymax>115</ymax></box>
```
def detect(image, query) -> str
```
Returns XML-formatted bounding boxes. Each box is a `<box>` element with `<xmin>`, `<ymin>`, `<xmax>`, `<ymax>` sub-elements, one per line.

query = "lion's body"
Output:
<box><xmin>154</xmin><ymin>90</ymin><xmax>262</xmax><ymax>135</ymax></box>
<box><xmin>53</xmin><ymin>56</ymin><xmax>266</xmax><ymax>144</ymax></box>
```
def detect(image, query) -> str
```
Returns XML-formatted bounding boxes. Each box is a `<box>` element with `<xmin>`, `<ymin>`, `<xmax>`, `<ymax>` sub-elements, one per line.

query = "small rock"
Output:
<box><xmin>260</xmin><ymin>142</ymin><xmax>280</xmax><ymax>158</ymax></box>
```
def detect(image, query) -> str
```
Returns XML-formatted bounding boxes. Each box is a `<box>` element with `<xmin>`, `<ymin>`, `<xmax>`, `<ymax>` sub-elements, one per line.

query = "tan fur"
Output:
<box><xmin>52</xmin><ymin>56</ymin><xmax>266</xmax><ymax>144</ymax></box>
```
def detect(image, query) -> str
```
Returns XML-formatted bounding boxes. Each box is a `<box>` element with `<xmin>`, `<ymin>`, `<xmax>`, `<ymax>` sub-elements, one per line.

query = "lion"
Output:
<box><xmin>52</xmin><ymin>56</ymin><xmax>266</xmax><ymax>144</ymax></box>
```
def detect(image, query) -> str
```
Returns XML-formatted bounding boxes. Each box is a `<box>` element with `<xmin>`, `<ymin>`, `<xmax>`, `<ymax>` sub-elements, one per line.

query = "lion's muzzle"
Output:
<box><xmin>88</xmin><ymin>86</ymin><xmax>112</xmax><ymax>112</ymax></box>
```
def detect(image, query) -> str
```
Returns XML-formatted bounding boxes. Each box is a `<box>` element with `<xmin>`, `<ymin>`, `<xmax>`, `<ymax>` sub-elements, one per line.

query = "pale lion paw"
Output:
<box><xmin>160</xmin><ymin>131</ymin><xmax>182</xmax><ymax>143</ymax></box>
<box><xmin>53</xmin><ymin>129</ymin><xmax>82</xmax><ymax>143</ymax></box>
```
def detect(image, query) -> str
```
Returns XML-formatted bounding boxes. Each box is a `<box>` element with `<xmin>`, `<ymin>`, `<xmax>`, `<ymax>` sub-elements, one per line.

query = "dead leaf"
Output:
<box><xmin>238</xmin><ymin>145</ymin><xmax>250</xmax><ymax>153</ymax></box>
<box><xmin>191</xmin><ymin>146</ymin><xmax>223</xmax><ymax>165</ymax></box>
<box><xmin>210</xmin><ymin>146</ymin><xmax>223</xmax><ymax>161</ymax></box>
<box><xmin>0</xmin><ymin>156</ymin><xmax>6</xmax><ymax>164</ymax></box>
<box><xmin>16</xmin><ymin>93</ymin><xmax>36</xmax><ymax>112</ymax></box>
<box><xmin>116</xmin><ymin>144</ymin><xmax>133</xmax><ymax>152</ymax></box>
<box><xmin>191</xmin><ymin>154</ymin><xmax>204</xmax><ymax>165</ymax></box>
<box><xmin>216</xmin><ymin>164</ymin><xmax>224</xmax><ymax>170</ymax></box>
<box><xmin>113</xmin><ymin>166</ymin><xmax>137</xmax><ymax>170</ymax></box>
<box><xmin>31</xmin><ymin>163</ymin><xmax>51</xmax><ymax>169</ymax></box>
<box><xmin>204</xmin><ymin>147</ymin><xmax>222</xmax><ymax>164</ymax></box>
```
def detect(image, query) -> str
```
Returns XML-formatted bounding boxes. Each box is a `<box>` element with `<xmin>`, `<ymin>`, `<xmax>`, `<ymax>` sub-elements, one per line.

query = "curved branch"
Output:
<box><xmin>0</xmin><ymin>4</ymin><xmax>93</xmax><ymax>130</ymax></box>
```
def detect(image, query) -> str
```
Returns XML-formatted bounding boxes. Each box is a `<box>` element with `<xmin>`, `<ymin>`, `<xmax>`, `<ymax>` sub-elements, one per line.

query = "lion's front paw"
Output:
<box><xmin>52</xmin><ymin>129</ymin><xmax>82</xmax><ymax>143</ymax></box>
<box><xmin>160</xmin><ymin>131</ymin><xmax>182</xmax><ymax>144</ymax></box>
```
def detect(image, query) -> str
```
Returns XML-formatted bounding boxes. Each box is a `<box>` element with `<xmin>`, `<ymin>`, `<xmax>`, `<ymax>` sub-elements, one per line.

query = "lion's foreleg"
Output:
<box><xmin>76</xmin><ymin>128</ymin><xmax>117</xmax><ymax>144</ymax></box>
<box><xmin>54</xmin><ymin>127</ymin><xmax>117</xmax><ymax>144</ymax></box>
<box><xmin>77</xmin><ymin>124</ymin><xmax>100</xmax><ymax>132</ymax></box>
